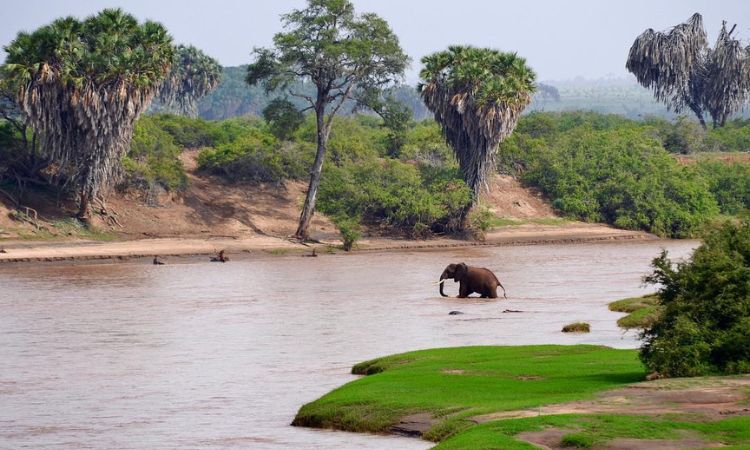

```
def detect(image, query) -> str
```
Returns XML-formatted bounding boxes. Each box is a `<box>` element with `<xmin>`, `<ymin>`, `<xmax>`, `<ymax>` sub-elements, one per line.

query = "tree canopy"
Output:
<box><xmin>246</xmin><ymin>0</ymin><xmax>408</xmax><ymax>239</ymax></box>
<box><xmin>156</xmin><ymin>44</ymin><xmax>222</xmax><ymax>117</ymax></box>
<box><xmin>2</xmin><ymin>8</ymin><xmax>173</xmax><ymax>218</ymax></box>
<box><xmin>419</xmin><ymin>46</ymin><xmax>535</xmax><ymax>212</ymax></box>
<box><xmin>627</xmin><ymin>13</ymin><xmax>750</xmax><ymax>129</ymax></box>
<box><xmin>641</xmin><ymin>219</ymin><xmax>750</xmax><ymax>376</ymax></box>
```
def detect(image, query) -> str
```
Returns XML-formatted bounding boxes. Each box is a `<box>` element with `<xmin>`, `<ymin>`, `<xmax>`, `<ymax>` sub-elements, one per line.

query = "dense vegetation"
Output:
<box><xmin>2</xmin><ymin>8</ymin><xmax>174</xmax><ymax>218</ymax></box>
<box><xmin>641</xmin><ymin>219</ymin><xmax>750</xmax><ymax>377</ymax></box>
<box><xmin>498</xmin><ymin>111</ymin><xmax>750</xmax><ymax>237</ymax></box>
<box><xmin>5</xmin><ymin>106</ymin><xmax>750</xmax><ymax>241</ymax></box>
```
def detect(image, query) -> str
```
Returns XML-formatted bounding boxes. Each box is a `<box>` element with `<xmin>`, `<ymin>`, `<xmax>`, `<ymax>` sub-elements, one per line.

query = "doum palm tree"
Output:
<box><xmin>2</xmin><ymin>9</ymin><xmax>173</xmax><ymax>220</ymax></box>
<box><xmin>156</xmin><ymin>44</ymin><xmax>222</xmax><ymax>118</ymax></box>
<box><xmin>419</xmin><ymin>46</ymin><xmax>536</xmax><ymax>221</ymax></box>
<box><xmin>627</xmin><ymin>13</ymin><xmax>750</xmax><ymax>129</ymax></box>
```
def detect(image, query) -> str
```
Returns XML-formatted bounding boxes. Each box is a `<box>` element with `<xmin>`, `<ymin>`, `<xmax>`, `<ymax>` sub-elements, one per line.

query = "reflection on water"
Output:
<box><xmin>0</xmin><ymin>240</ymin><xmax>696</xmax><ymax>449</ymax></box>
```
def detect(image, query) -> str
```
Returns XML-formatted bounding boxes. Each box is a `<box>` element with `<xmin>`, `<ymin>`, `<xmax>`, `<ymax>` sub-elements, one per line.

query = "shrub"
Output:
<box><xmin>640</xmin><ymin>219</ymin><xmax>750</xmax><ymax>376</ymax></box>
<box><xmin>147</xmin><ymin>114</ymin><xmax>218</xmax><ymax>148</ymax></box>
<box><xmin>693</xmin><ymin>161</ymin><xmax>750</xmax><ymax>215</ymax></box>
<box><xmin>562</xmin><ymin>322</ymin><xmax>590</xmax><ymax>333</ymax></box>
<box><xmin>520</xmin><ymin>127</ymin><xmax>719</xmax><ymax>237</ymax></box>
<box><xmin>317</xmin><ymin>160</ymin><xmax>471</xmax><ymax>237</ymax></box>
<box><xmin>332</xmin><ymin>214</ymin><xmax>361</xmax><ymax>251</ymax></box>
<box><xmin>263</xmin><ymin>98</ymin><xmax>304</xmax><ymax>140</ymax></box>
<box><xmin>197</xmin><ymin>128</ymin><xmax>312</xmax><ymax>183</ymax></box>
<box><xmin>123</xmin><ymin>117</ymin><xmax>187</xmax><ymax>191</ymax></box>
<box><xmin>466</xmin><ymin>206</ymin><xmax>495</xmax><ymax>240</ymax></box>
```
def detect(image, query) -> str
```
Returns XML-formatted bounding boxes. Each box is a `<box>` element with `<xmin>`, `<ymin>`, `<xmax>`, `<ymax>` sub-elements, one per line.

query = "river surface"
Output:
<box><xmin>0</xmin><ymin>240</ymin><xmax>697</xmax><ymax>450</ymax></box>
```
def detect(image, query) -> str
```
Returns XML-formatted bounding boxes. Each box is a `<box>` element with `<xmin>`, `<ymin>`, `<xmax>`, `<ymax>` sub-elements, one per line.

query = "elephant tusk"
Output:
<box><xmin>431</xmin><ymin>279</ymin><xmax>447</xmax><ymax>285</ymax></box>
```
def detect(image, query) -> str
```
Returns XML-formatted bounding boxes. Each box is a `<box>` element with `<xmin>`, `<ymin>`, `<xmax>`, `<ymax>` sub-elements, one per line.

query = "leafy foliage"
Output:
<box><xmin>262</xmin><ymin>98</ymin><xmax>305</xmax><ymax>140</ymax></box>
<box><xmin>518</xmin><ymin>126</ymin><xmax>719</xmax><ymax>237</ymax></box>
<box><xmin>318</xmin><ymin>160</ymin><xmax>470</xmax><ymax>237</ymax></box>
<box><xmin>246</xmin><ymin>0</ymin><xmax>408</xmax><ymax>239</ymax></box>
<box><xmin>154</xmin><ymin>44</ymin><xmax>222</xmax><ymax>117</ymax></box>
<box><xmin>692</xmin><ymin>161</ymin><xmax>750</xmax><ymax>215</ymax></box>
<box><xmin>641</xmin><ymin>219</ymin><xmax>750</xmax><ymax>376</ymax></box>
<box><xmin>123</xmin><ymin>116</ymin><xmax>187</xmax><ymax>192</ymax></box>
<box><xmin>2</xmin><ymin>8</ymin><xmax>173</xmax><ymax>217</ymax></box>
<box><xmin>419</xmin><ymin>46</ymin><xmax>536</xmax><ymax>204</ymax></box>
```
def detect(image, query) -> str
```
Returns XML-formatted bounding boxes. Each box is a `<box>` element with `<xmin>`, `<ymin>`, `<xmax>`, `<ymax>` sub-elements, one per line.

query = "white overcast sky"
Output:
<box><xmin>2</xmin><ymin>0</ymin><xmax>749</xmax><ymax>82</ymax></box>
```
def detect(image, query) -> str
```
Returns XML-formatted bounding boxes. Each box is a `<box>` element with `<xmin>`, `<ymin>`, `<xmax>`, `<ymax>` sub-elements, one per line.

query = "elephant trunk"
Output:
<box><xmin>439</xmin><ymin>273</ymin><xmax>448</xmax><ymax>297</ymax></box>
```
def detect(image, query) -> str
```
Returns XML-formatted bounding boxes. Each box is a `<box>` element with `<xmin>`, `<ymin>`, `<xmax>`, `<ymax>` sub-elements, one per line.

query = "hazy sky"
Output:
<box><xmin>2</xmin><ymin>0</ymin><xmax>748</xmax><ymax>82</ymax></box>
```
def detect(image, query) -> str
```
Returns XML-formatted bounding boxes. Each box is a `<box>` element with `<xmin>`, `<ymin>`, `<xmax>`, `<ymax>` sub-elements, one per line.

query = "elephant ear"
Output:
<box><xmin>455</xmin><ymin>263</ymin><xmax>468</xmax><ymax>280</ymax></box>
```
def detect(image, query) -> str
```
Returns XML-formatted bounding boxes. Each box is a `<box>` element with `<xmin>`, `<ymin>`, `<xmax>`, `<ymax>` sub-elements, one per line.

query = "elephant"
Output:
<box><xmin>438</xmin><ymin>262</ymin><xmax>507</xmax><ymax>299</ymax></box>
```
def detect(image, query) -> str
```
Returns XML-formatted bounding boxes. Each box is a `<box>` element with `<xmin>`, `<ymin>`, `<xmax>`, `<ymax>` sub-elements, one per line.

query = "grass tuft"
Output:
<box><xmin>562</xmin><ymin>322</ymin><xmax>590</xmax><ymax>333</ymax></box>
<box><xmin>609</xmin><ymin>294</ymin><xmax>661</xmax><ymax>329</ymax></box>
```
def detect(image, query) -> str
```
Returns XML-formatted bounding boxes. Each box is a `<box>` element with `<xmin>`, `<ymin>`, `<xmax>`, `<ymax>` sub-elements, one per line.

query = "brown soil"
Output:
<box><xmin>481</xmin><ymin>175</ymin><xmax>556</xmax><ymax>219</ymax></box>
<box><xmin>1</xmin><ymin>152</ymin><xmax>652</xmax><ymax>262</ymax></box>
<box><xmin>475</xmin><ymin>375</ymin><xmax>750</xmax><ymax>450</ymax></box>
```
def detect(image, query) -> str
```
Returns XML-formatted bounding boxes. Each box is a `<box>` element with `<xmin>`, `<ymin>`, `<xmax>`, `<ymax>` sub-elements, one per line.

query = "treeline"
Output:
<box><xmin>5</xmin><ymin>109</ymin><xmax>749</xmax><ymax>239</ymax></box>
<box><xmin>112</xmin><ymin>111</ymin><xmax>750</xmax><ymax>240</ymax></box>
<box><xmin>196</xmin><ymin>67</ymin><xmax>750</xmax><ymax>122</ymax></box>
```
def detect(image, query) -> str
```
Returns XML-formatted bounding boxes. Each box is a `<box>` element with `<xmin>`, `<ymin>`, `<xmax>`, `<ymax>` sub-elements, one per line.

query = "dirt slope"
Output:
<box><xmin>105</xmin><ymin>150</ymin><xmax>336</xmax><ymax>240</ymax></box>
<box><xmin>480</xmin><ymin>174</ymin><xmax>557</xmax><ymax>219</ymax></box>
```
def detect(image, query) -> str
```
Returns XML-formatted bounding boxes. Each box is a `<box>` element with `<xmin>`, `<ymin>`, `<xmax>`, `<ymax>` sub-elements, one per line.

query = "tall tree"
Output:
<box><xmin>156</xmin><ymin>44</ymin><xmax>222</xmax><ymax>117</ymax></box>
<box><xmin>627</xmin><ymin>13</ymin><xmax>750</xmax><ymax>129</ymax></box>
<box><xmin>419</xmin><ymin>46</ymin><xmax>535</xmax><ymax>216</ymax></box>
<box><xmin>246</xmin><ymin>0</ymin><xmax>408</xmax><ymax>240</ymax></box>
<box><xmin>3</xmin><ymin>9</ymin><xmax>173</xmax><ymax>220</ymax></box>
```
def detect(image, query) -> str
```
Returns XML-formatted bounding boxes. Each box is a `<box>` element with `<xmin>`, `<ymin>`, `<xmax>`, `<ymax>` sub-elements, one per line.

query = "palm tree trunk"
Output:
<box><xmin>295</xmin><ymin>107</ymin><xmax>327</xmax><ymax>240</ymax></box>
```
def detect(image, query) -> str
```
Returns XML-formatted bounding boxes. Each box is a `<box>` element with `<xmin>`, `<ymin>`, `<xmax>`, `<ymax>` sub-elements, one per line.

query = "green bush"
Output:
<box><xmin>123</xmin><ymin>117</ymin><xmax>187</xmax><ymax>191</ymax></box>
<box><xmin>692</xmin><ymin>161</ymin><xmax>750</xmax><ymax>215</ymax></box>
<box><xmin>332</xmin><ymin>214</ymin><xmax>361</xmax><ymax>251</ymax></box>
<box><xmin>147</xmin><ymin>114</ymin><xmax>218</xmax><ymax>148</ymax></box>
<box><xmin>317</xmin><ymin>160</ymin><xmax>470</xmax><ymax>236</ymax></box>
<box><xmin>640</xmin><ymin>219</ymin><xmax>750</xmax><ymax>376</ymax></box>
<box><xmin>197</xmin><ymin>127</ymin><xmax>312</xmax><ymax>183</ymax></box>
<box><xmin>520</xmin><ymin>127</ymin><xmax>718</xmax><ymax>237</ymax></box>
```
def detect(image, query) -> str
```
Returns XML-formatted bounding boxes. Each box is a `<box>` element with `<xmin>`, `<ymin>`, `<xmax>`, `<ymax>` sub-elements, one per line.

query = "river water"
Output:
<box><xmin>0</xmin><ymin>240</ymin><xmax>696</xmax><ymax>450</ymax></box>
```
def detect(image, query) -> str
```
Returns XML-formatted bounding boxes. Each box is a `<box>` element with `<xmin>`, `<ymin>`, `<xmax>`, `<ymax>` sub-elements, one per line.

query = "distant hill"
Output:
<box><xmin>196</xmin><ymin>67</ymin><xmax>747</xmax><ymax>121</ymax></box>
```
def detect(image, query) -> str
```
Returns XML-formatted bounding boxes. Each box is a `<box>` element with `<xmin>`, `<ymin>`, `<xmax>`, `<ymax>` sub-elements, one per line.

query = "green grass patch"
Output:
<box><xmin>561</xmin><ymin>322</ymin><xmax>590</xmax><ymax>333</ymax></box>
<box><xmin>293</xmin><ymin>345</ymin><xmax>644</xmax><ymax>439</ymax></box>
<box><xmin>608</xmin><ymin>294</ymin><xmax>661</xmax><ymax>329</ymax></box>
<box><xmin>432</xmin><ymin>414</ymin><xmax>750</xmax><ymax>449</ymax></box>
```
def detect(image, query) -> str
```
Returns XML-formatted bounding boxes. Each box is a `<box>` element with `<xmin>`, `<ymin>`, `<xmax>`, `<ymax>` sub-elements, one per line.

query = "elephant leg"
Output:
<box><xmin>458</xmin><ymin>283</ymin><xmax>469</xmax><ymax>298</ymax></box>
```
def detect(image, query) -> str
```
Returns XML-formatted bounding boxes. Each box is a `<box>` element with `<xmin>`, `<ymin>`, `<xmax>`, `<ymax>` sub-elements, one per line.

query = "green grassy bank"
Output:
<box><xmin>293</xmin><ymin>345</ymin><xmax>750</xmax><ymax>448</ymax></box>
<box><xmin>293</xmin><ymin>345</ymin><xmax>644</xmax><ymax>441</ymax></box>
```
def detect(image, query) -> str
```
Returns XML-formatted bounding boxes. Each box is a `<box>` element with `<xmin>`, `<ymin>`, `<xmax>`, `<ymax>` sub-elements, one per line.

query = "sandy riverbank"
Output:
<box><xmin>0</xmin><ymin>222</ymin><xmax>654</xmax><ymax>263</ymax></box>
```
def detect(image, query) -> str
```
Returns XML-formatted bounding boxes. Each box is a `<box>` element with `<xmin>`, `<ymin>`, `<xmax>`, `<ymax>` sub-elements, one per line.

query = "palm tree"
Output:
<box><xmin>418</xmin><ymin>46</ymin><xmax>536</xmax><ymax>215</ymax></box>
<box><xmin>2</xmin><ymin>9</ymin><xmax>173</xmax><ymax>220</ymax></box>
<box><xmin>627</xmin><ymin>13</ymin><xmax>750</xmax><ymax>129</ymax></box>
<box><xmin>156</xmin><ymin>45</ymin><xmax>222</xmax><ymax>117</ymax></box>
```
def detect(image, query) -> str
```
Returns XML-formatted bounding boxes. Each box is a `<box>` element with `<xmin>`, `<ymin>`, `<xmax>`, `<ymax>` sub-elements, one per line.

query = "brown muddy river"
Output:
<box><xmin>0</xmin><ymin>240</ymin><xmax>696</xmax><ymax>449</ymax></box>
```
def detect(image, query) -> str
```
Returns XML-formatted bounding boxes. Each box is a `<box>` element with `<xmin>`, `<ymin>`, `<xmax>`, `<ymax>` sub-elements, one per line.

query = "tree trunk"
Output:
<box><xmin>295</xmin><ymin>108</ymin><xmax>328</xmax><ymax>240</ymax></box>
<box><xmin>77</xmin><ymin>190</ymin><xmax>91</xmax><ymax>222</ymax></box>
<box><xmin>688</xmin><ymin>103</ymin><xmax>707</xmax><ymax>130</ymax></box>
